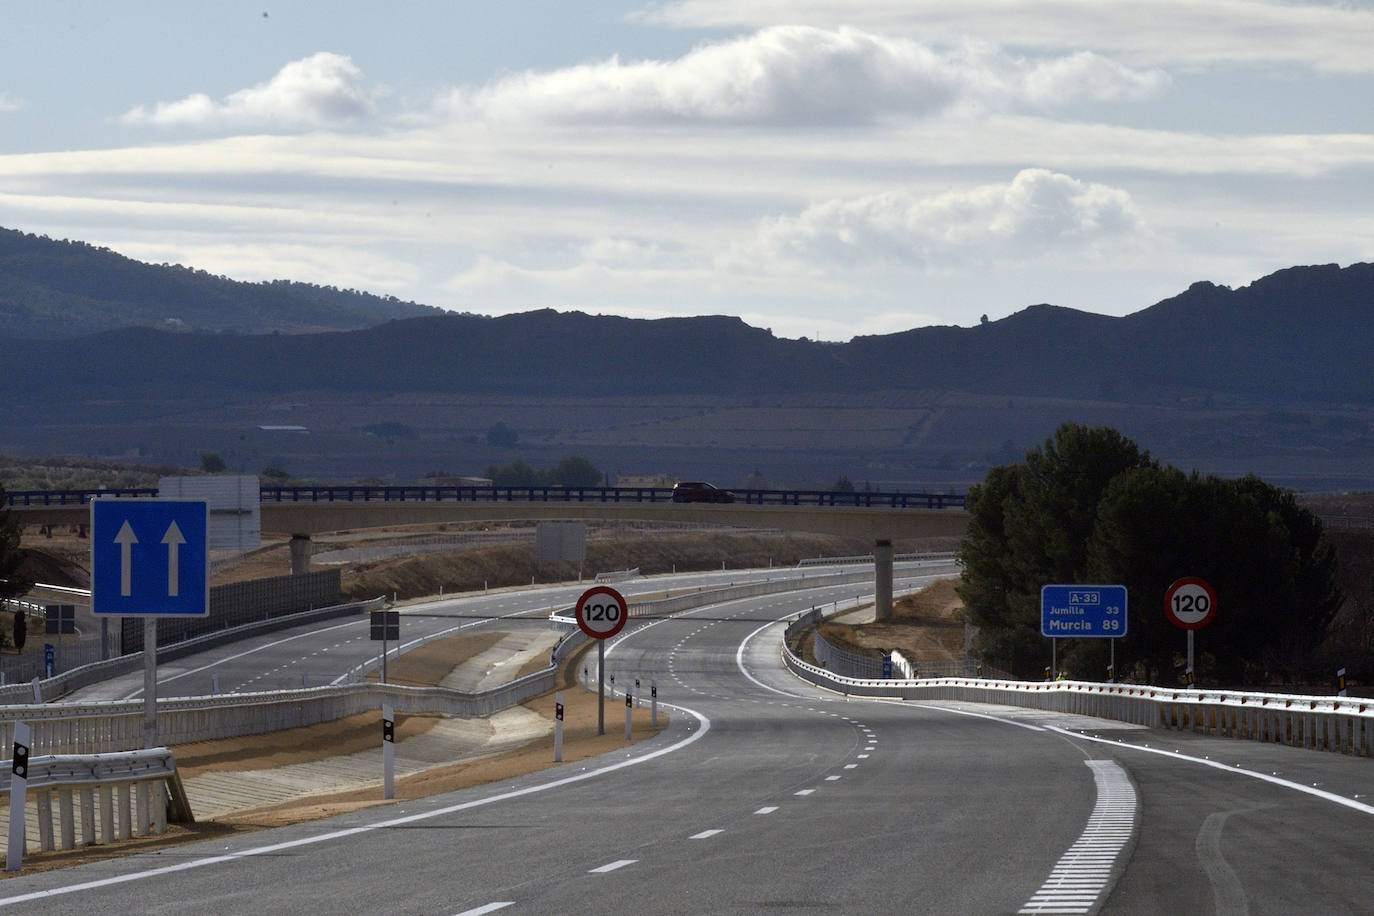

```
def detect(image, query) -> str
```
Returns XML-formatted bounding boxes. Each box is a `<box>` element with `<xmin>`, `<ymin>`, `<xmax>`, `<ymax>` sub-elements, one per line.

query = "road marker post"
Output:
<box><xmin>554</xmin><ymin>692</ymin><xmax>564</xmax><ymax>762</ymax></box>
<box><xmin>7</xmin><ymin>722</ymin><xmax>30</xmax><ymax>871</ymax></box>
<box><xmin>650</xmin><ymin>679</ymin><xmax>658</xmax><ymax>727</ymax></box>
<box><xmin>382</xmin><ymin>703</ymin><xmax>395</xmax><ymax>799</ymax></box>
<box><xmin>625</xmin><ymin>691</ymin><xmax>633</xmax><ymax>741</ymax></box>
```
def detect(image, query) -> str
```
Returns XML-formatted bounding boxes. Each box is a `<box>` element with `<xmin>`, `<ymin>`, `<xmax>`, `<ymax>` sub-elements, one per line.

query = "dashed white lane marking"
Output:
<box><xmin>691</xmin><ymin>829</ymin><xmax>724</xmax><ymax>839</ymax></box>
<box><xmin>825</xmin><ymin>775</ymin><xmax>842</xmax><ymax>781</ymax></box>
<box><xmin>1018</xmin><ymin>760</ymin><xmax>1136</xmax><ymax>915</ymax></box>
<box><xmin>844</xmin><ymin>764</ymin><xmax>858</xmax><ymax>769</ymax></box>
<box><xmin>857</xmin><ymin>754</ymin><xmax>870</xmax><ymax>759</ymax></box>
<box><xmin>590</xmin><ymin>860</ymin><xmax>637</xmax><ymax>874</ymax></box>
<box><xmin>756</xmin><ymin>806</ymin><xmax>779</xmax><ymax>815</ymax></box>
<box><xmin>795</xmin><ymin>789</ymin><xmax>816</xmax><ymax>796</ymax></box>
<box><xmin>453</xmin><ymin>903</ymin><xmax>514</xmax><ymax>916</ymax></box>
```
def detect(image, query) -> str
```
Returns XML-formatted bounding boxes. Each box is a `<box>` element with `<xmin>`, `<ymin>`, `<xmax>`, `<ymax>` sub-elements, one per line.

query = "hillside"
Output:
<box><xmin>2</xmin><ymin>262</ymin><xmax>1371</xmax><ymax>406</ymax></box>
<box><xmin>0</xmin><ymin>227</ymin><xmax>445</xmax><ymax>336</ymax></box>
<box><xmin>1</xmin><ymin>235</ymin><xmax>1372</xmax><ymax>491</ymax></box>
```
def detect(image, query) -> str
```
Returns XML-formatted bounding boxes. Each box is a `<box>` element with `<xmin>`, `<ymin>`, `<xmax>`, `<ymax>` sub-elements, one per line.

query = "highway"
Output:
<box><xmin>5</xmin><ymin>563</ymin><xmax>1374</xmax><ymax>913</ymax></box>
<box><xmin>64</xmin><ymin>564</ymin><xmax>896</xmax><ymax>701</ymax></box>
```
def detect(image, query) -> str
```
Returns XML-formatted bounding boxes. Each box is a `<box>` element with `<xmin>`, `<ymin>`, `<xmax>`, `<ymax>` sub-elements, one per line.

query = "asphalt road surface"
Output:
<box><xmin>6</xmin><ymin>564</ymin><xmax>1374</xmax><ymax>914</ymax></box>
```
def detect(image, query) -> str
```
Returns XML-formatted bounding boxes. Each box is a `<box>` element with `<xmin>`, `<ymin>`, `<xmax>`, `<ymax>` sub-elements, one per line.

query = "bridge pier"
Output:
<box><xmin>874</xmin><ymin>539</ymin><xmax>893</xmax><ymax>621</ymax></box>
<box><xmin>289</xmin><ymin>534</ymin><xmax>312</xmax><ymax>576</ymax></box>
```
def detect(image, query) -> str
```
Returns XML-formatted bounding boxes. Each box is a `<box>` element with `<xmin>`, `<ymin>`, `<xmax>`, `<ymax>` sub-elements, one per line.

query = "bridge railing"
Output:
<box><xmin>256</xmin><ymin>485</ymin><xmax>967</xmax><ymax>508</ymax></box>
<box><xmin>6</xmin><ymin>488</ymin><xmax>157</xmax><ymax>507</ymax></box>
<box><xmin>6</xmin><ymin>485</ymin><xmax>965</xmax><ymax>510</ymax></box>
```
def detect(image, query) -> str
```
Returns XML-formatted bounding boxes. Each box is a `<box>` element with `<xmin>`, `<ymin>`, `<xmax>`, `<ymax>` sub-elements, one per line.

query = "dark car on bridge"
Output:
<box><xmin>671</xmin><ymin>481</ymin><xmax>736</xmax><ymax>503</ymax></box>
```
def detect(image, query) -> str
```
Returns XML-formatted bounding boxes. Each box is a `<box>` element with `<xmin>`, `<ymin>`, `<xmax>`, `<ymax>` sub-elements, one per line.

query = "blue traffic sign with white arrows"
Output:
<box><xmin>91</xmin><ymin>499</ymin><xmax>209</xmax><ymax>616</ymax></box>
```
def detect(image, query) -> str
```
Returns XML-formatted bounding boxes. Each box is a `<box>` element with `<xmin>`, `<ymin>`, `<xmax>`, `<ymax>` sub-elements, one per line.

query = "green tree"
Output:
<box><xmin>959</xmin><ymin>424</ymin><xmax>1343</xmax><ymax>685</ymax></box>
<box><xmin>485</xmin><ymin>460</ymin><xmax>539</xmax><ymax>487</ymax></box>
<box><xmin>199</xmin><ymin>451</ymin><xmax>226</xmax><ymax>473</ymax></box>
<box><xmin>958</xmin><ymin>424</ymin><xmax>1153</xmax><ymax>675</ymax></box>
<box><xmin>832</xmin><ymin>475</ymin><xmax>855</xmax><ymax>493</ymax></box>
<box><xmin>260</xmin><ymin>466</ymin><xmax>291</xmax><ymax>485</ymax></box>
<box><xmin>1086</xmin><ymin>469</ymin><xmax>1341</xmax><ymax>684</ymax></box>
<box><xmin>547</xmin><ymin>456</ymin><xmax>602</xmax><ymax>488</ymax></box>
<box><xmin>0</xmin><ymin>485</ymin><xmax>31</xmax><ymax>604</ymax></box>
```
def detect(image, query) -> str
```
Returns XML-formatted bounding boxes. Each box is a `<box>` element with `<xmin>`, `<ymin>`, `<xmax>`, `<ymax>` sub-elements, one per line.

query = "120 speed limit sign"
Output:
<box><xmin>1164</xmin><ymin>577</ymin><xmax>1217</xmax><ymax>630</ymax></box>
<box><xmin>575</xmin><ymin>585</ymin><xmax>628</xmax><ymax>640</ymax></box>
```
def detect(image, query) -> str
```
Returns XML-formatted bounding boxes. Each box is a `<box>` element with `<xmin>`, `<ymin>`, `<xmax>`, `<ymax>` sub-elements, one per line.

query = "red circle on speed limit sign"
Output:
<box><xmin>575</xmin><ymin>585</ymin><xmax>628</xmax><ymax>639</ymax></box>
<box><xmin>1164</xmin><ymin>576</ymin><xmax>1217</xmax><ymax>630</ymax></box>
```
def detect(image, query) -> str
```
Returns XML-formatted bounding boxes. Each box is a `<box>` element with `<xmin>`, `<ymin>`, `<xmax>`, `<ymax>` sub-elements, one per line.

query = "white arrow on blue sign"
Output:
<box><xmin>91</xmin><ymin>499</ymin><xmax>209</xmax><ymax>617</ymax></box>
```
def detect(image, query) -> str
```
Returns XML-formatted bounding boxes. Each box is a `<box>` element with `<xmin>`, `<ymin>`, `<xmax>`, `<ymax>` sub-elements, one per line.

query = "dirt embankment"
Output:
<box><xmin>807</xmin><ymin>578</ymin><xmax>966</xmax><ymax>664</ymax></box>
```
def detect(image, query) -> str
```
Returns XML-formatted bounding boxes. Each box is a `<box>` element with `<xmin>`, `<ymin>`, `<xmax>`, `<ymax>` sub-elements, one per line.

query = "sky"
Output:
<box><xmin>2</xmin><ymin>1</ymin><xmax>1372</xmax><ymax>341</ymax></box>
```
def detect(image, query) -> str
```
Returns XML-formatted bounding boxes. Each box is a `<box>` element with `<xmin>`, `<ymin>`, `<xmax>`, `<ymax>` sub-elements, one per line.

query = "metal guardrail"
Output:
<box><xmin>797</xmin><ymin>551</ymin><xmax>958</xmax><ymax>567</ymax></box>
<box><xmin>0</xmin><ymin>669</ymin><xmax>561</xmax><ymax>758</ymax></box>
<box><xmin>6</xmin><ymin>485</ymin><xmax>967</xmax><ymax>511</ymax></box>
<box><xmin>0</xmin><ymin>597</ymin><xmax>384</xmax><ymax>706</ymax></box>
<box><xmin>594</xmin><ymin>567</ymin><xmax>640</xmax><ymax>583</ymax></box>
<box><xmin>0</xmin><ymin>747</ymin><xmax>192</xmax><ymax>858</ymax></box>
<box><xmin>782</xmin><ymin>643</ymin><xmax>1374</xmax><ymax>758</ymax></box>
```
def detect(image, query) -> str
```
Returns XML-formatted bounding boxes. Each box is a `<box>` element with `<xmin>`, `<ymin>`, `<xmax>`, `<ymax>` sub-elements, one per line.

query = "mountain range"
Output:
<box><xmin>0</xmin><ymin>226</ymin><xmax>443</xmax><ymax>337</ymax></box>
<box><xmin>1</xmin><ymin>226</ymin><xmax>1371</xmax><ymax>492</ymax></box>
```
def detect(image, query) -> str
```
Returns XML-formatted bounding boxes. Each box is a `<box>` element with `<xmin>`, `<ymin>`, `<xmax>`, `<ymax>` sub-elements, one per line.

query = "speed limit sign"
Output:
<box><xmin>1164</xmin><ymin>577</ymin><xmax>1217</xmax><ymax>630</ymax></box>
<box><xmin>575</xmin><ymin>586</ymin><xmax>628</xmax><ymax>640</ymax></box>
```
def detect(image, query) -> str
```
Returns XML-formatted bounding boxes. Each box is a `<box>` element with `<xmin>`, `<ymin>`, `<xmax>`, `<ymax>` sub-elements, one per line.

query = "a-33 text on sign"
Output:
<box><xmin>1040</xmin><ymin>584</ymin><xmax>1128</xmax><ymax>638</ymax></box>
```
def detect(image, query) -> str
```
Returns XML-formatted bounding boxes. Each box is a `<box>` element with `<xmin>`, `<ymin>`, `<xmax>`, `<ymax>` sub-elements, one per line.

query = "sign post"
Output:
<box><xmin>1041</xmin><ymin>585</ymin><xmax>1128</xmax><ymax>678</ymax></box>
<box><xmin>575</xmin><ymin>585</ymin><xmax>628</xmax><ymax>736</ymax></box>
<box><xmin>91</xmin><ymin>499</ymin><xmax>209</xmax><ymax>748</ymax></box>
<box><xmin>370</xmin><ymin>610</ymin><xmax>400</xmax><ymax>684</ymax></box>
<box><xmin>1164</xmin><ymin>577</ymin><xmax>1217</xmax><ymax>688</ymax></box>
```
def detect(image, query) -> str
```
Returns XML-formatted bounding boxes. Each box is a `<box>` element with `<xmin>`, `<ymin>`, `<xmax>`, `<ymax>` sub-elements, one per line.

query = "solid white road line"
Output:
<box><xmin>1046</xmin><ymin>725</ymin><xmax>1374</xmax><ymax>817</ymax></box>
<box><xmin>589</xmin><ymin>860</ymin><xmax>637</xmax><ymax>874</ymax></box>
<box><xmin>0</xmin><ymin>703</ymin><xmax>711</xmax><ymax>908</ymax></box>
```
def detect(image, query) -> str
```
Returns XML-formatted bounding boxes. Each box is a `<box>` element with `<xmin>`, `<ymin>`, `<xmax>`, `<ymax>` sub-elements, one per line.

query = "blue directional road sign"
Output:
<box><xmin>91</xmin><ymin>499</ymin><xmax>209</xmax><ymax>617</ymax></box>
<box><xmin>1041</xmin><ymin>584</ymin><xmax>1127</xmax><ymax>638</ymax></box>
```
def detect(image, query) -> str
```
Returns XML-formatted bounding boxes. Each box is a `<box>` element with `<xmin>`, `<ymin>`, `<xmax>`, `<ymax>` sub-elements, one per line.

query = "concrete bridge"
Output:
<box><xmin>9</xmin><ymin>486</ymin><xmax>969</xmax><ymax>618</ymax></box>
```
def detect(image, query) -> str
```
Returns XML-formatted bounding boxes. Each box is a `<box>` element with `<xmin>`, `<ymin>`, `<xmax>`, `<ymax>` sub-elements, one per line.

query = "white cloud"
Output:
<box><xmin>636</xmin><ymin>0</ymin><xmax>1374</xmax><ymax>73</ymax></box>
<box><xmin>1022</xmin><ymin>51</ymin><xmax>1167</xmax><ymax>104</ymax></box>
<box><xmin>440</xmin><ymin>26</ymin><xmax>1165</xmax><ymax>125</ymax></box>
<box><xmin>755</xmin><ymin>169</ymin><xmax>1148</xmax><ymax>269</ymax></box>
<box><xmin>121</xmin><ymin>52</ymin><xmax>374</xmax><ymax>130</ymax></box>
<box><xmin>0</xmin><ymin>91</ymin><xmax>23</xmax><ymax>112</ymax></box>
